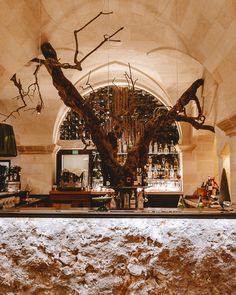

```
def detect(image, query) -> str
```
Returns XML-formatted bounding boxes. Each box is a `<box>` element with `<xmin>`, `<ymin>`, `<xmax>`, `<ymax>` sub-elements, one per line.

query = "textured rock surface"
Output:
<box><xmin>0</xmin><ymin>218</ymin><xmax>235</xmax><ymax>294</ymax></box>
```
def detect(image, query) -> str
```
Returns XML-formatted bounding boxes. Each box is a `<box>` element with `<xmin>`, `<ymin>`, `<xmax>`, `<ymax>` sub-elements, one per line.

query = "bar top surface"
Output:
<box><xmin>0</xmin><ymin>207</ymin><xmax>236</xmax><ymax>218</ymax></box>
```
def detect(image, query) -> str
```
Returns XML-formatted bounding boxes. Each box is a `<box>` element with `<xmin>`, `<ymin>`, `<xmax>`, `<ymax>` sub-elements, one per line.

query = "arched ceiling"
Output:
<box><xmin>0</xmin><ymin>0</ymin><xmax>236</xmax><ymax>145</ymax></box>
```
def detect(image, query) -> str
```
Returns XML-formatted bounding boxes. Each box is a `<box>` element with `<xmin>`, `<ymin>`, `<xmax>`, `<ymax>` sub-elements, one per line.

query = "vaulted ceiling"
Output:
<box><xmin>0</xmin><ymin>0</ymin><xmax>236</xmax><ymax>145</ymax></box>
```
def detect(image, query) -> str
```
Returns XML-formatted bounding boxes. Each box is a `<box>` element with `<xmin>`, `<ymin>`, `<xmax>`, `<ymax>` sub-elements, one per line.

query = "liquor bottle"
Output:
<box><xmin>110</xmin><ymin>193</ymin><xmax>116</xmax><ymax>209</ymax></box>
<box><xmin>156</xmin><ymin>161</ymin><xmax>160</xmax><ymax>178</ymax></box>
<box><xmin>174</xmin><ymin>157</ymin><xmax>179</xmax><ymax>170</ymax></box>
<box><xmin>206</xmin><ymin>176</ymin><xmax>212</xmax><ymax>199</ymax></box>
<box><xmin>164</xmin><ymin>161</ymin><xmax>170</xmax><ymax>178</ymax></box>
<box><xmin>169</xmin><ymin>165</ymin><xmax>175</xmax><ymax>179</ymax></box>
<box><xmin>148</xmin><ymin>156</ymin><xmax>152</xmax><ymax>165</ymax></box>
<box><xmin>212</xmin><ymin>177</ymin><xmax>219</xmax><ymax>196</ymax></box>
<box><xmin>197</xmin><ymin>195</ymin><xmax>204</xmax><ymax>209</ymax></box>
<box><xmin>153</xmin><ymin>142</ymin><xmax>158</xmax><ymax>154</ymax></box>
<box><xmin>130</xmin><ymin>191</ymin><xmax>136</xmax><ymax>209</ymax></box>
<box><xmin>158</xmin><ymin>143</ymin><xmax>163</xmax><ymax>153</ymax></box>
<box><xmin>149</xmin><ymin>142</ymin><xmax>153</xmax><ymax>154</ymax></box>
<box><xmin>123</xmin><ymin>140</ymin><xmax>127</xmax><ymax>153</ymax></box>
<box><xmin>153</xmin><ymin>164</ymin><xmax>158</xmax><ymax>179</ymax></box>
<box><xmin>137</xmin><ymin>190</ymin><xmax>144</xmax><ymax>209</ymax></box>
<box><xmin>136</xmin><ymin>168</ymin><xmax>142</xmax><ymax>186</ymax></box>
<box><xmin>116</xmin><ymin>192</ymin><xmax>121</xmax><ymax>209</ymax></box>
<box><xmin>124</xmin><ymin>192</ymin><xmax>130</xmax><ymax>209</ymax></box>
<box><xmin>147</xmin><ymin>164</ymin><xmax>153</xmax><ymax>179</ymax></box>
<box><xmin>170</xmin><ymin>140</ymin><xmax>176</xmax><ymax>153</ymax></box>
<box><xmin>142</xmin><ymin>166</ymin><xmax>148</xmax><ymax>186</ymax></box>
<box><xmin>163</xmin><ymin>144</ymin><xmax>169</xmax><ymax>154</ymax></box>
<box><xmin>177</xmin><ymin>195</ymin><xmax>185</xmax><ymax>209</ymax></box>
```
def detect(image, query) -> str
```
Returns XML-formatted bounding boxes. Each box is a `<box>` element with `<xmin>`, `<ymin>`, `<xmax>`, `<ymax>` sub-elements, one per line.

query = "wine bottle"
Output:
<box><xmin>124</xmin><ymin>192</ymin><xmax>130</xmax><ymax>209</ymax></box>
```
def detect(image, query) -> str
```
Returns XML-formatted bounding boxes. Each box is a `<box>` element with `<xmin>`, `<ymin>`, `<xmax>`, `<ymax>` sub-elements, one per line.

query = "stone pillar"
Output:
<box><xmin>217</xmin><ymin>115</ymin><xmax>236</xmax><ymax>204</ymax></box>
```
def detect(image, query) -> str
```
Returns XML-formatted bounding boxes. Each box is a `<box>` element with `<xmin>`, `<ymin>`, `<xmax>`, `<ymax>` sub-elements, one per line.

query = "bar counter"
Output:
<box><xmin>1</xmin><ymin>190</ymin><xmax>235</xmax><ymax>218</ymax></box>
<box><xmin>1</xmin><ymin>206</ymin><xmax>236</xmax><ymax>218</ymax></box>
<box><xmin>0</xmin><ymin>192</ymin><xmax>236</xmax><ymax>293</ymax></box>
<box><xmin>0</xmin><ymin>216</ymin><xmax>235</xmax><ymax>294</ymax></box>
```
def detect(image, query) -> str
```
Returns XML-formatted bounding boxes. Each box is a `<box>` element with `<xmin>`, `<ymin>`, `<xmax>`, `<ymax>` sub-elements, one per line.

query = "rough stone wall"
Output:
<box><xmin>0</xmin><ymin>218</ymin><xmax>235</xmax><ymax>295</ymax></box>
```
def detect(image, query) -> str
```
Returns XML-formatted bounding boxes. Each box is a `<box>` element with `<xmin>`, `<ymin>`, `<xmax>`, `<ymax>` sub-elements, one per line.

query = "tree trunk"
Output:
<box><xmin>41</xmin><ymin>42</ymin><xmax>214</xmax><ymax>189</ymax></box>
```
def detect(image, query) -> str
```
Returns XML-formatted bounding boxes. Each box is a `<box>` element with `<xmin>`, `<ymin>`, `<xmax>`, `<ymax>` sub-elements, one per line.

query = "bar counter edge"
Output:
<box><xmin>0</xmin><ymin>208</ymin><xmax>236</xmax><ymax>218</ymax></box>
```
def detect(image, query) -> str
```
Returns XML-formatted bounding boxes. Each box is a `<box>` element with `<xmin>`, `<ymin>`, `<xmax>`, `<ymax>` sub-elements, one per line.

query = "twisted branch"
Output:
<box><xmin>79</xmin><ymin>27</ymin><xmax>124</xmax><ymax>65</ymax></box>
<box><xmin>1</xmin><ymin>63</ymin><xmax>45</xmax><ymax>121</ymax></box>
<box><xmin>124</xmin><ymin>63</ymin><xmax>138</xmax><ymax>91</ymax></box>
<box><xmin>32</xmin><ymin>13</ymin><xmax>124</xmax><ymax>72</ymax></box>
<box><xmin>74</xmin><ymin>11</ymin><xmax>113</xmax><ymax>64</ymax></box>
<box><xmin>175</xmin><ymin>114</ymin><xmax>214</xmax><ymax>132</ymax></box>
<box><xmin>2</xmin><ymin>75</ymin><xmax>28</xmax><ymax>121</ymax></box>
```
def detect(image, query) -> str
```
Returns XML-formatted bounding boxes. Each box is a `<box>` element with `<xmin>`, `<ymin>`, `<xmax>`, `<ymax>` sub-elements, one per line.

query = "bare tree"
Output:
<box><xmin>39</xmin><ymin>41</ymin><xmax>213</xmax><ymax>188</ymax></box>
<box><xmin>7</xmin><ymin>12</ymin><xmax>214</xmax><ymax>188</ymax></box>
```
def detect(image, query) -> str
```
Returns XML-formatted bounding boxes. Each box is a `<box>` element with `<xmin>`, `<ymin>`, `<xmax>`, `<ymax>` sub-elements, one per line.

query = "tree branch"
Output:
<box><xmin>175</xmin><ymin>114</ymin><xmax>215</xmax><ymax>132</ymax></box>
<box><xmin>41</xmin><ymin>42</ymin><xmax>122</xmax><ymax>186</ymax></box>
<box><xmin>79</xmin><ymin>27</ymin><xmax>124</xmax><ymax>65</ymax></box>
<box><xmin>2</xmin><ymin>74</ymin><xmax>28</xmax><ymax>121</ymax></box>
<box><xmin>124</xmin><ymin>78</ymin><xmax>215</xmax><ymax>172</ymax></box>
<box><xmin>74</xmin><ymin>11</ymin><xmax>113</xmax><ymax>64</ymax></box>
<box><xmin>1</xmin><ymin>62</ymin><xmax>45</xmax><ymax>121</ymax></box>
<box><xmin>80</xmin><ymin>71</ymin><xmax>95</xmax><ymax>95</ymax></box>
<box><xmin>32</xmin><ymin>26</ymin><xmax>124</xmax><ymax>72</ymax></box>
<box><xmin>124</xmin><ymin>63</ymin><xmax>137</xmax><ymax>90</ymax></box>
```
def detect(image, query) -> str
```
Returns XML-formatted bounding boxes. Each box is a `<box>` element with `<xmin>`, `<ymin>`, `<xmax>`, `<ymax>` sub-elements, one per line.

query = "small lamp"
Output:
<box><xmin>0</xmin><ymin>123</ymin><xmax>17</xmax><ymax>157</ymax></box>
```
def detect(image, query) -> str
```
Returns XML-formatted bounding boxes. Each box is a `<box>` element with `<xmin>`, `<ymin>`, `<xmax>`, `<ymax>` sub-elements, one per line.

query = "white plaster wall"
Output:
<box><xmin>183</xmin><ymin>134</ymin><xmax>218</xmax><ymax>195</ymax></box>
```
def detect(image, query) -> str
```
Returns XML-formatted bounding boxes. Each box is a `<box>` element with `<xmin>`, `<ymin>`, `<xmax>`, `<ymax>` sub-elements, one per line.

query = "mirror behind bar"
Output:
<box><xmin>56</xmin><ymin>149</ymin><xmax>93</xmax><ymax>189</ymax></box>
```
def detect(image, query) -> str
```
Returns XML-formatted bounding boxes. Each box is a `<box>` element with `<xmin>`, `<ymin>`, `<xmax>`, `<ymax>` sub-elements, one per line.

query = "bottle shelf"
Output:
<box><xmin>117</xmin><ymin>152</ymin><xmax>179</xmax><ymax>156</ymax></box>
<box><xmin>92</xmin><ymin>140</ymin><xmax>183</xmax><ymax>193</ymax></box>
<box><xmin>147</xmin><ymin>152</ymin><xmax>179</xmax><ymax>156</ymax></box>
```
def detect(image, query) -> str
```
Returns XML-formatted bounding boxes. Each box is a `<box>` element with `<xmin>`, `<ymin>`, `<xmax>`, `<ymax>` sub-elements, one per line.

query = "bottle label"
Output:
<box><xmin>130</xmin><ymin>200</ymin><xmax>136</xmax><ymax>209</ymax></box>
